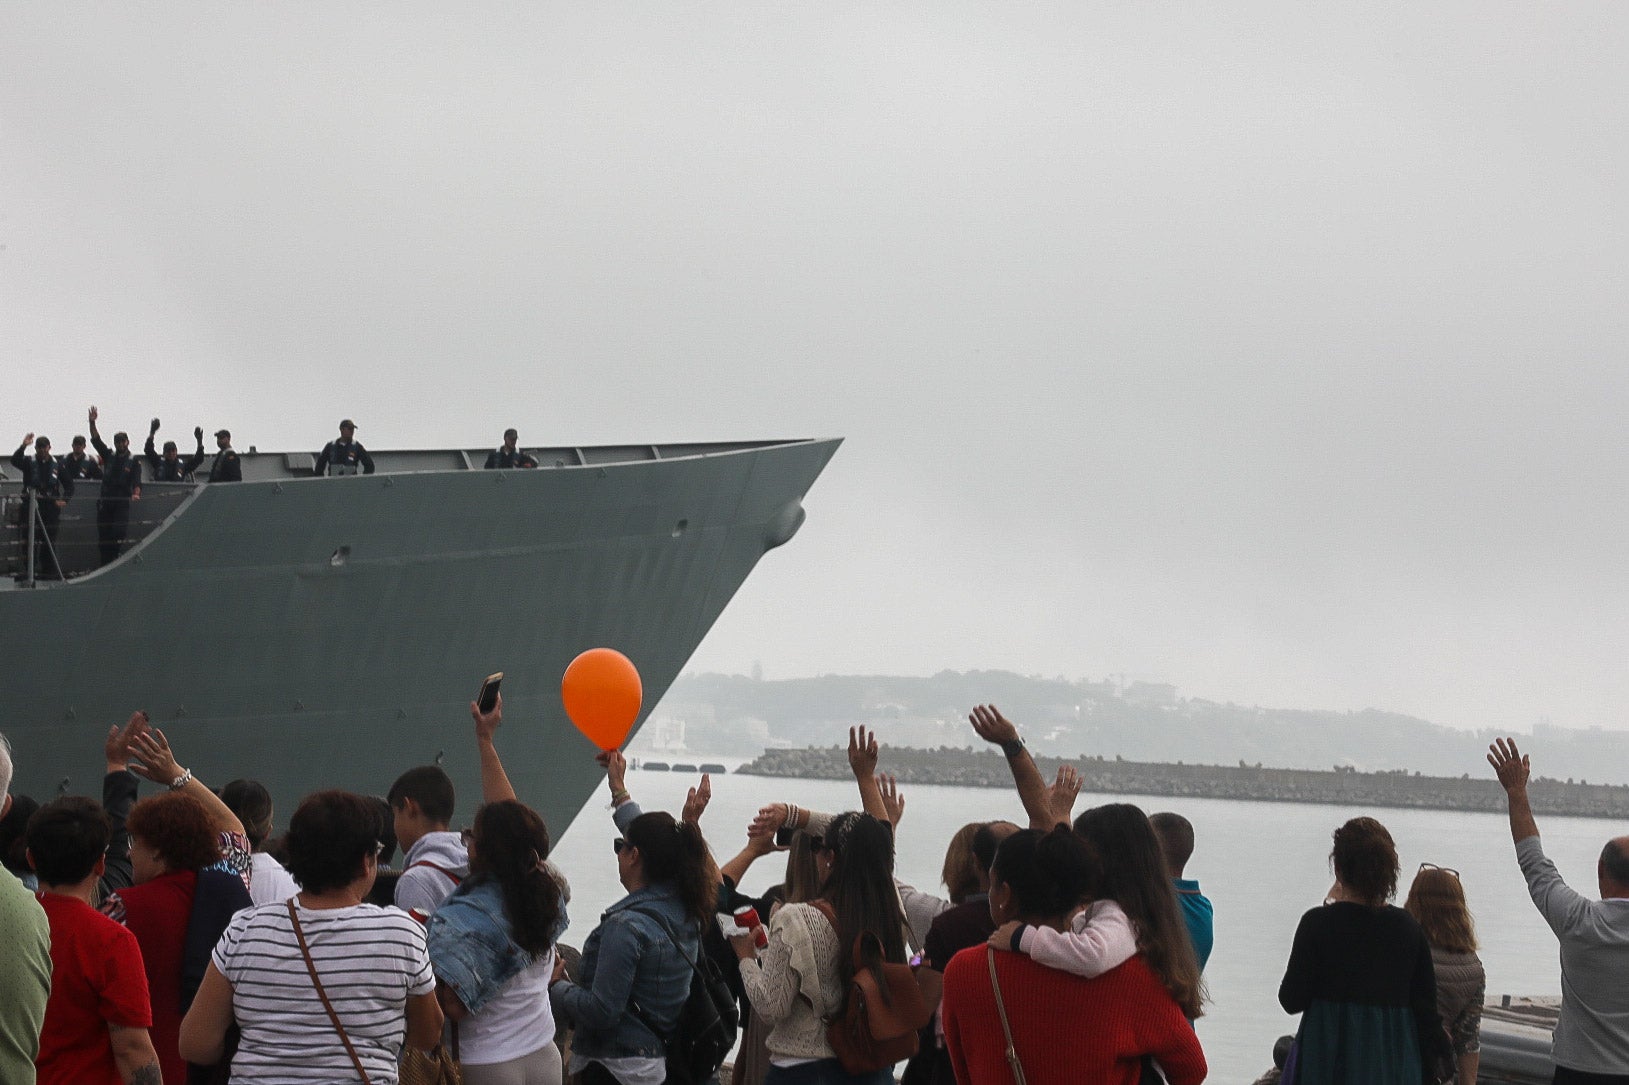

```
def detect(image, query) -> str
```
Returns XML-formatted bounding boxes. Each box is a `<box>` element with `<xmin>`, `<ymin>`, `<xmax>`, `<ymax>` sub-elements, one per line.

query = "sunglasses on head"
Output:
<box><xmin>614</xmin><ymin>838</ymin><xmax>628</xmax><ymax>855</ymax></box>
<box><xmin>809</xmin><ymin>837</ymin><xmax>831</xmax><ymax>854</ymax></box>
<box><xmin>1418</xmin><ymin>862</ymin><xmax>1460</xmax><ymax>879</ymax></box>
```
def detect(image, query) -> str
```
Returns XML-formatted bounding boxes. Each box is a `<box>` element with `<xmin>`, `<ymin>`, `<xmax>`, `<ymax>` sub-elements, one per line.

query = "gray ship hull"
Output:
<box><xmin>1</xmin><ymin>438</ymin><xmax>839</xmax><ymax>834</ymax></box>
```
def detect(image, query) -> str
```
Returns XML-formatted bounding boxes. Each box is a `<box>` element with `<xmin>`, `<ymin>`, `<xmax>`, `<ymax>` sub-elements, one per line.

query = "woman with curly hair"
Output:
<box><xmin>1279</xmin><ymin>816</ymin><xmax>1448</xmax><ymax>1085</ymax></box>
<box><xmin>102</xmin><ymin>790</ymin><xmax>253</xmax><ymax>1084</ymax></box>
<box><xmin>1405</xmin><ymin>864</ymin><xmax>1485</xmax><ymax>1085</ymax></box>
<box><xmin>428</xmin><ymin>799</ymin><xmax>565</xmax><ymax>1085</ymax></box>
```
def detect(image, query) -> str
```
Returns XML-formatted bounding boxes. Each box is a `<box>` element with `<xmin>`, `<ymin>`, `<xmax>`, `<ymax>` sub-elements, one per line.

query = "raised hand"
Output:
<box><xmin>876</xmin><ymin>773</ymin><xmax>906</xmax><ymax>828</ymax></box>
<box><xmin>471</xmin><ymin>692</ymin><xmax>502</xmax><ymax>744</ymax></box>
<box><xmin>969</xmin><ymin>704</ymin><xmax>1021</xmax><ymax>747</ymax></box>
<box><xmin>750</xmin><ymin>803</ymin><xmax>790</xmax><ymax>840</ymax></box>
<box><xmin>89</xmin><ymin>405</ymin><xmax>98</xmax><ymax>424</ymax></box>
<box><xmin>104</xmin><ymin>710</ymin><xmax>150</xmax><ymax>773</ymax></box>
<box><xmin>1488</xmin><ymin>738</ymin><xmax>1531</xmax><ymax>793</ymax></box>
<box><xmin>150</xmin><ymin>418</ymin><xmax>161</xmax><ymax>434</ymax></box>
<box><xmin>194</xmin><ymin>426</ymin><xmax>204</xmax><ymax>442</ymax></box>
<box><xmin>1047</xmin><ymin>763</ymin><xmax>1083</xmax><ymax>824</ymax></box>
<box><xmin>595</xmin><ymin>748</ymin><xmax>628</xmax><ymax>798</ymax></box>
<box><xmin>682</xmin><ymin>773</ymin><xmax>712</xmax><ymax>825</ymax></box>
<box><xmin>22</xmin><ymin>432</ymin><xmax>34</xmax><ymax>448</ymax></box>
<box><xmin>847</xmin><ymin>725</ymin><xmax>880</xmax><ymax>779</ymax></box>
<box><xmin>129</xmin><ymin>727</ymin><xmax>182</xmax><ymax>785</ymax></box>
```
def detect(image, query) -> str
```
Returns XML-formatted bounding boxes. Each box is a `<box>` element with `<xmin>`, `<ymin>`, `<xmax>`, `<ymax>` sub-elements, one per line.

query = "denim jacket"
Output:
<box><xmin>427</xmin><ymin>878</ymin><xmax>539</xmax><ymax>1015</ymax></box>
<box><xmin>550</xmin><ymin>881</ymin><xmax>697</xmax><ymax>1059</ymax></box>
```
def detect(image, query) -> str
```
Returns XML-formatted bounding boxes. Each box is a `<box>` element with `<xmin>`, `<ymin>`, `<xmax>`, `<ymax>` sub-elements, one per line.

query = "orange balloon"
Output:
<box><xmin>562</xmin><ymin>648</ymin><xmax>643</xmax><ymax>750</ymax></box>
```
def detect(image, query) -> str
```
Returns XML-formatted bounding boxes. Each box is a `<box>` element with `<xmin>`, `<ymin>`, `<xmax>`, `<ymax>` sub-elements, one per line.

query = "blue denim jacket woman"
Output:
<box><xmin>550</xmin><ymin>784</ymin><xmax>719</xmax><ymax>1083</ymax></box>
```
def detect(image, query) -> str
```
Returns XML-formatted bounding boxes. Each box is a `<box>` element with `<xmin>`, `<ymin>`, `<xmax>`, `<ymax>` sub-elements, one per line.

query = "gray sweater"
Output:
<box><xmin>1517</xmin><ymin>835</ymin><xmax>1629</xmax><ymax>1074</ymax></box>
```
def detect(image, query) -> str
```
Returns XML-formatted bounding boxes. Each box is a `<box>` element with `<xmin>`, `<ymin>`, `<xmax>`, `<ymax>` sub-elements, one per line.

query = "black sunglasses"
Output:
<box><xmin>614</xmin><ymin>838</ymin><xmax>628</xmax><ymax>855</ymax></box>
<box><xmin>1418</xmin><ymin>862</ymin><xmax>1460</xmax><ymax>879</ymax></box>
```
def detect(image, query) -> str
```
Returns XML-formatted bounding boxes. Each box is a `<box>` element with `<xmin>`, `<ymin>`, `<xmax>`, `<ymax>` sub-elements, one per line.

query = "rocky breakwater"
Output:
<box><xmin>738</xmin><ymin>747</ymin><xmax>1629</xmax><ymax>819</ymax></box>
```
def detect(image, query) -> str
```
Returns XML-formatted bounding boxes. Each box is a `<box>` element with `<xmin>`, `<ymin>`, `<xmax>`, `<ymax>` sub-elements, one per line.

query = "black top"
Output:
<box><xmin>9</xmin><ymin>446</ymin><xmax>73</xmax><ymax>499</ymax></box>
<box><xmin>145</xmin><ymin>434</ymin><xmax>206</xmax><ymax>481</ymax></box>
<box><xmin>90</xmin><ymin>431</ymin><xmax>142</xmax><ymax>498</ymax></box>
<box><xmin>207</xmin><ymin>448</ymin><xmax>242</xmax><ymax>483</ymax></box>
<box><xmin>1280</xmin><ymin>902</ymin><xmax>1436</xmax><ymax>1010</ymax></box>
<box><xmin>315</xmin><ymin>438</ymin><xmax>375</xmax><ymax>476</ymax></box>
<box><xmin>484</xmin><ymin>447</ymin><xmax>539</xmax><ymax>469</ymax></box>
<box><xmin>60</xmin><ymin>450</ymin><xmax>103</xmax><ymax>481</ymax></box>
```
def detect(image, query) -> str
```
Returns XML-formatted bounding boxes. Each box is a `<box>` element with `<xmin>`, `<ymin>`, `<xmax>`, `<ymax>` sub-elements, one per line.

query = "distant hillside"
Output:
<box><xmin>643</xmin><ymin>670</ymin><xmax>1629</xmax><ymax>786</ymax></box>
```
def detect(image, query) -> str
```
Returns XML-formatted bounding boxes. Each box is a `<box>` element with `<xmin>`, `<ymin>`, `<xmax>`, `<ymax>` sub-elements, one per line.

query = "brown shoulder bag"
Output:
<box><xmin>812</xmin><ymin>901</ymin><xmax>931</xmax><ymax>1074</ymax></box>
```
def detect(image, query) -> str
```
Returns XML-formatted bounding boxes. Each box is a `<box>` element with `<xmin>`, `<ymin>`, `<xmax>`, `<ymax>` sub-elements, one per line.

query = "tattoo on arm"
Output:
<box><xmin>130</xmin><ymin>1064</ymin><xmax>161</xmax><ymax>1085</ymax></box>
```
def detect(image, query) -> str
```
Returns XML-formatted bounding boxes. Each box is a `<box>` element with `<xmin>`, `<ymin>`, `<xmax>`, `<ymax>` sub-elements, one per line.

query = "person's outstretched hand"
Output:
<box><xmin>596</xmin><ymin>749</ymin><xmax>628</xmax><ymax>798</ymax></box>
<box><xmin>1488</xmin><ymin>737</ymin><xmax>1530</xmax><ymax>793</ymax></box>
<box><xmin>1048</xmin><ymin>764</ymin><xmax>1083</xmax><ymax>825</ymax></box>
<box><xmin>149</xmin><ymin>418</ymin><xmax>161</xmax><ymax>434</ymax></box>
<box><xmin>683</xmin><ymin>774</ymin><xmax>712</xmax><ymax>825</ymax></box>
<box><xmin>129</xmin><ymin>728</ymin><xmax>182</xmax><ymax>785</ymax></box>
<box><xmin>969</xmin><ymin>704</ymin><xmax>1020</xmax><ymax>746</ymax></box>
<box><xmin>847</xmin><ymin>725</ymin><xmax>879</xmax><ymax>779</ymax></box>
<box><xmin>104</xmin><ymin>710</ymin><xmax>149</xmax><ymax>773</ymax></box>
<box><xmin>877</xmin><ymin>774</ymin><xmax>906</xmax><ymax>828</ymax></box>
<box><xmin>88</xmin><ymin>405</ymin><xmax>98</xmax><ymax>424</ymax></box>
<box><xmin>471</xmin><ymin>692</ymin><xmax>502</xmax><ymax>744</ymax></box>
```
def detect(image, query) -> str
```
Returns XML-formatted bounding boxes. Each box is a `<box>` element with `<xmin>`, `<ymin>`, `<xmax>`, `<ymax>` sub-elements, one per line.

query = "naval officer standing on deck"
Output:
<box><xmin>206</xmin><ymin>428</ymin><xmax>242</xmax><ymax>482</ymax></box>
<box><xmin>145</xmin><ymin>419</ymin><xmax>207</xmax><ymax>482</ymax></box>
<box><xmin>313</xmin><ymin>418</ymin><xmax>375</xmax><ymax>476</ymax></box>
<box><xmin>483</xmin><ymin>428</ymin><xmax>538</xmax><ymax>469</ymax></box>
<box><xmin>87</xmin><ymin>406</ymin><xmax>143</xmax><ymax>566</ymax></box>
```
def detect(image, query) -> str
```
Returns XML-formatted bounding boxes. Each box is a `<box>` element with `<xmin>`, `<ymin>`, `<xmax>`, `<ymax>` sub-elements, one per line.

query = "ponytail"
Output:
<box><xmin>627</xmin><ymin>811</ymin><xmax>720</xmax><ymax>930</ymax></box>
<box><xmin>468</xmin><ymin>800</ymin><xmax>561</xmax><ymax>958</ymax></box>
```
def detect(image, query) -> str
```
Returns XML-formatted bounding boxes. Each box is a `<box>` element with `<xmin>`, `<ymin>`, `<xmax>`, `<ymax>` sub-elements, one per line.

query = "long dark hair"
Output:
<box><xmin>468</xmin><ymin>800</ymin><xmax>561</xmax><ymax>958</ymax></box>
<box><xmin>626</xmin><ymin>810</ymin><xmax>719</xmax><ymax>931</ymax></box>
<box><xmin>1074</xmin><ymin>803</ymin><xmax>1203</xmax><ymax>1019</ymax></box>
<box><xmin>1331</xmin><ymin>817</ymin><xmax>1399</xmax><ymax>905</ymax></box>
<box><xmin>991</xmin><ymin>827</ymin><xmax>1100</xmax><ymax>920</ymax></box>
<box><xmin>820</xmin><ymin>812</ymin><xmax>908</xmax><ymax>985</ymax></box>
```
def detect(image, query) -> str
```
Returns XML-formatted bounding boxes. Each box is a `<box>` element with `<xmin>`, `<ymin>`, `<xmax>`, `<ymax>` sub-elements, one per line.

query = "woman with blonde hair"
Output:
<box><xmin>1405</xmin><ymin>864</ymin><xmax>1484</xmax><ymax>1085</ymax></box>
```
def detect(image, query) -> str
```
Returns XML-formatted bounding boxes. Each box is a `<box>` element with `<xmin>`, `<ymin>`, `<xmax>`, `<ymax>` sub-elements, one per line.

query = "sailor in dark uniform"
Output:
<box><xmin>207</xmin><ymin>429</ymin><xmax>242</xmax><ymax>483</ymax></box>
<box><xmin>87</xmin><ymin>406</ymin><xmax>143</xmax><ymax>566</ymax></box>
<box><xmin>313</xmin><ymin>419</ymin><xmax>375</xmax><ymax>476</ymax></box>
<box><xmin>145</xmin><ymin>419</ymin><xmax>207</xmax><ymax>482</ymax></box>
<box><xmin>60</xmin><ymin>435</ymin><xmax>104</xmax><ymax>482</ymax></box>
<box><xmin>483</xmin><ymin>428</ymin><xmax>539</xmax><ymax>470</ymax></box>
<box><xmin>9</xmin><ymin>433</ymin><xmax>73</xmax><ymax>577</ymax></box>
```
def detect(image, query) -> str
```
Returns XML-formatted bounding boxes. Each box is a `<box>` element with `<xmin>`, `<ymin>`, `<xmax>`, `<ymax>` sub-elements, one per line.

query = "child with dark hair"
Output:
<box><xmin>1150</xmin><ymin>811</ymin><xmax>1214</xmax><ymax>973</ymax></box>
<box><xmin>429</xmin><ymin>799</ymin><xmax>567</xmax><ymax>1084</ymax></box>
<box><xmin>389</xmin><ymin>764</ymin><xmax>468</xmax><ymax>915</ymax></box>
<box><xmin>27</xmin><ymin>796</ymin><xmax>163</xmax><ymax>1085</ymax></box>
<box><xmin>942</xmin><ymin>828</ymin><xmax>1206</xmax><ymax>1085</ymax></box>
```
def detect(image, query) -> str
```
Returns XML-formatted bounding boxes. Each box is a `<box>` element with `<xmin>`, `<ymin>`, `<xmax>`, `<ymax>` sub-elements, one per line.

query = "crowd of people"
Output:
<box><xmin>0</xmin><ymin>695</ymin><xmax>1626</xmax><ymax>1085</ymax></box>
<box><xmin>4</xmin><ymin>410</ymin><xmax>545</xmax><ymax>576</ymax></box>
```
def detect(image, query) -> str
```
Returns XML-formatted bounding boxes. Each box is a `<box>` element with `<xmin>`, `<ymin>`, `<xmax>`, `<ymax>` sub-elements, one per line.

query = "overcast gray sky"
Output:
<box><xmin>5</xmin><ymin>5</ymin><xmax>1628</xmax><ymax>735</ymax></box>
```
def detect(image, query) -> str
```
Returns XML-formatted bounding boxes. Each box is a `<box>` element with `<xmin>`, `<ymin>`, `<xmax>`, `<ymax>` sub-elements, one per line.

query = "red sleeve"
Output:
<box><xmin>98</xmin><ymin>923</ymin><xmax>154</xmax><ymax>1028</ymax></box>
<box><xmin>940</xmin><ymin>951</ymin><xmax>974</xmax><ymax>1085</ymax></box>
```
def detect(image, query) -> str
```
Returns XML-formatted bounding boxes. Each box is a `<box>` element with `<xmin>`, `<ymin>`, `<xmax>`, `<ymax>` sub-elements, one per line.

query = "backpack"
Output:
<box><xmin>626</xmin><ymin>907</ymin><xmax>740</xmax><ymax>1085</ymax></box>
<box><xmin>812</xmin><ymin>901</ymin><xmax>931</xmax><ymax>1074</ymax></box>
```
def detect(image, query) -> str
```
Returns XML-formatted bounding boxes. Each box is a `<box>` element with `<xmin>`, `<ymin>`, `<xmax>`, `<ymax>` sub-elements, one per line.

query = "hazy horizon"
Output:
<box><xmin>6</xmin><ymin>6</ymin><xmax>1629</xmax><ymax>738</ymax></box>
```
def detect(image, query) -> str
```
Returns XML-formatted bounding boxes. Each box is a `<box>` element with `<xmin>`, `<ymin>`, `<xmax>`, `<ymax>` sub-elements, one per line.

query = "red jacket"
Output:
<box><xmin>941</xmin><ymin>947</ymin><xmax>1206</xmax><ymax>1085</ymax></box>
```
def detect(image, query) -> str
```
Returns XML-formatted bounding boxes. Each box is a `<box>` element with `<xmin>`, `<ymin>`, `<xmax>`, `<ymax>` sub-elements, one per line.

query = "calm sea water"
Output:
<box><xmin>544</xmin><ymin>764</ymin><xmax>1618</xmax><ymax>1085</ymax></box>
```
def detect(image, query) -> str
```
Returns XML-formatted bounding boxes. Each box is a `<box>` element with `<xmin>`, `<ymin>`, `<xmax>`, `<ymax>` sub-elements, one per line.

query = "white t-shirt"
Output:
<box><xmin>457</xmin><ymin>947</ymin><xmax>557</xmax><ymax>1065</ymax></box>
<box><xmin>213</xmin><ymin>900</ymin><xmax>435</xmax><ymax>1084</ymax></box>
<box><xmin>249</xmin><ymin>852</ymin><xmax>301</xmax><ymax>906</ymax></box>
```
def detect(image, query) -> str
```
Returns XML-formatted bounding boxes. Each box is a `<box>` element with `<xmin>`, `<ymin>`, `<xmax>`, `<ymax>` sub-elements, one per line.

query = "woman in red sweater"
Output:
<box><xmin>940</xmin><ymin>828</ymin><xmax>1206</xmax><ymax>1085</ymax></box>
<box><xmin>102</xmin><ymin>791</ymin><xmax>252</xmax><ymax>1084</ymax></box>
